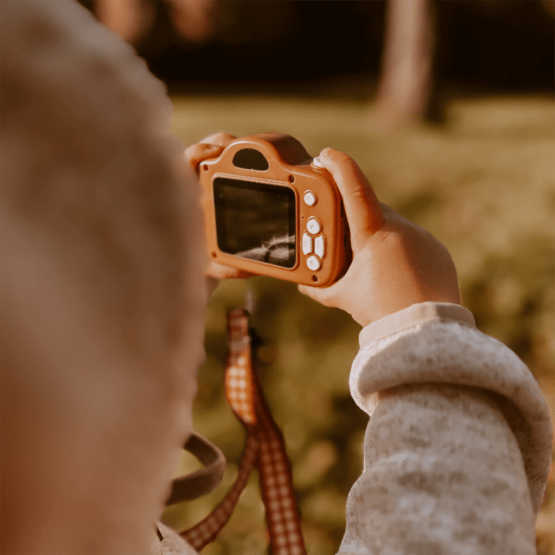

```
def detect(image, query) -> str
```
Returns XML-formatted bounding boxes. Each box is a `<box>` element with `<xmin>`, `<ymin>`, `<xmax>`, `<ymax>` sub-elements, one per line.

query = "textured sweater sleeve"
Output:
<box><xmin>338</xmin><ymin>302</ymin><xmax>553</xmax><ymax>555</ymax></box>
<box><xmin>157</xmin><ymin>522</ymin><xmax>198</xmax><ymax>555</ymax></box>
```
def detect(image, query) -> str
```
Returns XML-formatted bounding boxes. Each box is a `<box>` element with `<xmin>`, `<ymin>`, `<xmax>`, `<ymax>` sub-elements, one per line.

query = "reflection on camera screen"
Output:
<box><xmin>214</xmin><ymin>177</ymin><xmax>296</xmax><ymax>268</ymax></box>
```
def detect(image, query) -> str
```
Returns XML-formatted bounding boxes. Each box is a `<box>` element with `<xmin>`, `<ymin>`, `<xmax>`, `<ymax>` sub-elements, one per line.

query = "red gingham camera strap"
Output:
<box><xmin>180</xmin><ymin>307</ymin><xmax>306</xmax><ymax>555</ymax></box>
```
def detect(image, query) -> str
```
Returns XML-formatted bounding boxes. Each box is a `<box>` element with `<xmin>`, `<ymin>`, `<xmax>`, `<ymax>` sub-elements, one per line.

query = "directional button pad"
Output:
<box><xmin>302</xmin><ymin>233</ymin><xmax>313</xmax><ymax>255</ymax></box>
<box><xmin>314</xmin><ymin>235</ymin><xmax>325</xmax><ymax>258</ymax></box>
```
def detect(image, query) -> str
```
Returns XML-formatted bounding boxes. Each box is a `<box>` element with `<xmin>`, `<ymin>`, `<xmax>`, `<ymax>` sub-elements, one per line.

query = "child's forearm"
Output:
<box><xmin>342</xmin><ymin>385</ymin><xmax>536</xmax><ymax>554</ymax></box>
<box><xmin>339</xmin><ymin>302</ymin><xmax>553</xmax><ymax>555</ymax></box>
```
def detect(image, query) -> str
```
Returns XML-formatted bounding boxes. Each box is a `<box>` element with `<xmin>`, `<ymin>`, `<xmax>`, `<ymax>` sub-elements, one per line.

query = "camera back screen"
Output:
<box><xmin>213</xmin><ymin>177</ymin><xmax>296</xmax><ymax>268</ymax></box>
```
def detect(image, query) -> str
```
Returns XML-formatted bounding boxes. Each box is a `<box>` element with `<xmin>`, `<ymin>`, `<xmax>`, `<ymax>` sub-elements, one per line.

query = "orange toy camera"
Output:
<box><xmin>200</xmin><ymin>133</ymin><xmax>351</xmax><ymax>287</ymax></box>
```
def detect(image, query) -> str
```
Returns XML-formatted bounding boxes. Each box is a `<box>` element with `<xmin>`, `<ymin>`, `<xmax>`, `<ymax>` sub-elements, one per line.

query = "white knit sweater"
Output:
<box><xmin>161</xmin><ymin>302</ymin><xmax>553</xmax><ymax>555</ymax></box>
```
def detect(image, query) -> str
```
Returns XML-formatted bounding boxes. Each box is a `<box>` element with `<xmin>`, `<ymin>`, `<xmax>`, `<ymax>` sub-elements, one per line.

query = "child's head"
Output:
<box><xmin>0</xmin><ymin>1</ymin><xmax>207</xmax><ymax>553</ymax></box>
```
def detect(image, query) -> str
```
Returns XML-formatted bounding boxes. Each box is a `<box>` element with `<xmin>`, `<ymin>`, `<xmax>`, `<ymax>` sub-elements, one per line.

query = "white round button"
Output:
<box><xmin>303</xmin><ymin>191</ymin><xmax>317</xmax><ymax>206</ymax></box>
<box><xmin>312</xmin><ymin>157</ymin><xmax>324</xmax><ymax>168</ymax></box>
<box><xmin>306</xmin><ymin>218</ymin><xmax>321</xmax><ymax>235</ymax></box>
<box><xmin>307</xmin><ymin>255</ymin><xmax>321</xmax><ymax>271</ymax></box>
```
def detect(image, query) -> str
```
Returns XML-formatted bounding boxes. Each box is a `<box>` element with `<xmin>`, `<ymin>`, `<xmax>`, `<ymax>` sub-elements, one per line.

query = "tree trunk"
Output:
<box><xmin>371</xmin><ymin>0</ymin><xmax>435</xmax><ymax>129</ymax></box>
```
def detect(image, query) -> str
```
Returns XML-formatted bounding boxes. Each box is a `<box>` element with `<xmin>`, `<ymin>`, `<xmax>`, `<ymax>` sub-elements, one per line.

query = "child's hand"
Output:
<box><xmin>185</xmin><ymin>133</ymin><xmax>255</xmax><ymax>296</ymax></box>
<box><xmin>299</xmin><ymin>148</ymin><xmax>461</xmax><ymax>327</ymax></box>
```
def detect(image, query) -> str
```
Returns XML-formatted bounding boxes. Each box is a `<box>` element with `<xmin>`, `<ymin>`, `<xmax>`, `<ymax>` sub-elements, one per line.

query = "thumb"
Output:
<box><xmin>318</xmin><ymin>148</ymin><xmax>384</xmax><ymax>252</ymax></box>
<box><xmin>207</xmin><ymin>260</ymin><xmax>255</xmax><ymax>280</ymax></box>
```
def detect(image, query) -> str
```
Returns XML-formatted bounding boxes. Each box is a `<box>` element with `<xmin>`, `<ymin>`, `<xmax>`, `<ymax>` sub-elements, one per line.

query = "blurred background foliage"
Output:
<box><xmin>82</xmin><ymin>1</ymin><xmax>554</xmax><ymax>553</ymax></box>
<box><xmin>167</xmin><ymin>95</ymin><xmax>555</xmax><ymax>555</ymax></box>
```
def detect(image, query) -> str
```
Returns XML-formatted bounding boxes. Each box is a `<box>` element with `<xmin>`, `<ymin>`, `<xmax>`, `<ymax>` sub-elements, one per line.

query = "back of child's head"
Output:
<box><xmin>1</xmin><ymin>1</ymin><xmax>206</xmax><ymax>553</ymax></box>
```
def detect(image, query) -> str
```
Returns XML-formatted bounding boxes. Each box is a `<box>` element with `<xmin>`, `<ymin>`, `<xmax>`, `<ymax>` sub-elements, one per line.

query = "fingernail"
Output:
<box><xmin>319</xmin><ymin>148</ymin><xmax>333</xmax><ymax>158</ymax></box>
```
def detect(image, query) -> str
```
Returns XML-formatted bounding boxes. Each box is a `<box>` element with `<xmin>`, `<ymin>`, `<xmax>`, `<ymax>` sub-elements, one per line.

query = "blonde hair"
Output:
<box><xmin>0</xmin><ymin>0</ymin><xmax>204</xmax><ymax>358</ymax></box>
<box><xmin>0</xmin><ymin>2</ymin><xmax>205</xmax><ymax>553</ymax></box>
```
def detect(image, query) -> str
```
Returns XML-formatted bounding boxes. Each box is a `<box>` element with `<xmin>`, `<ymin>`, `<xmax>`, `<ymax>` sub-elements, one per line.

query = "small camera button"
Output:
<box><xmin>312</xmin><ymin>157</ymin><xmax>324</xmax><ymax>168</ymax></box>
<box><xmin>314</xmin><ymin>235</ymin><xmax>325</xmax><ymax>258</ymax></box>
<box><xmin>302</xmin><ymin>233</ymin><xmax>314</xmax><ymax>255</ymax></box>
<box><xmin>306</xmin><ymin>217</ymin><xmax>322</xmax><ymax>235</ymax></box>
<box><xmin>303</xmin><ymin>191</ymin><xmax>317</xmax><ymax>206</ymax></box>
<box><xmin>307</xmin><ymin>255</ymin><xmax>321</xmax><ymax>271</ymax></box>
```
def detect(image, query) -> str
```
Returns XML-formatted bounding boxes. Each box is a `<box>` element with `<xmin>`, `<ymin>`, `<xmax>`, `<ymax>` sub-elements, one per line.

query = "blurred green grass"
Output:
<box><xmin>163</xmin><ymin>94</ymin><xmax>555</xmax><ymax>554</ymax></box>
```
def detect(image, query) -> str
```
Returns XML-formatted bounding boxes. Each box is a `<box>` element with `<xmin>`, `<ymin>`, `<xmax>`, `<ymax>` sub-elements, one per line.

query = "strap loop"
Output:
<box><xmin>166</xmin><ymin>432</ymin><xmax>226</xmax><ymax>505</ymax></box>
<box><xmin>168</xmin><ymin>307</ymin><xmax>307</xmax><ymax>554</ymax></box>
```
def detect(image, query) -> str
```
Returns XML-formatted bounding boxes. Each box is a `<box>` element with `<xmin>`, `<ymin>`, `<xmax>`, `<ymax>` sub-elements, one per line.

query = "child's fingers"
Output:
<box><xmin>318</xmin><ymin>148</ymin><xmax>385</xmax><ymax>252</ymax></box>
<box><xmin>185</xmin><ymin>133</ymin><xmax>238</xmax><ymax>172</ymax></box>
<box><xmin>206</xmin><ymin>276</ymin><xmax>220</xmax><ymax>298</ymax></box>
<box><xmin>207</xmin><ymin>260</ymin><xmax>254</xmax><ymax>280</ymax></box>
<box><xmin>185</xmin><ymin>143</ymin><xmax>224</xmax><ymax>173</ymax></box>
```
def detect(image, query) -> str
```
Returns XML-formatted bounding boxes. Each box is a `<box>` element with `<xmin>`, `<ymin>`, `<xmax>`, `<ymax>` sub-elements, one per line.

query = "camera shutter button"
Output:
<box><xmin>312</xmin><ymin>157</ymin><xmax>324</xmax><ymax>168</ymax></box>
<box><xmin>306</xmin><ymin>218</ymin><xmax>321</xmax><ymax>235</ymax></box>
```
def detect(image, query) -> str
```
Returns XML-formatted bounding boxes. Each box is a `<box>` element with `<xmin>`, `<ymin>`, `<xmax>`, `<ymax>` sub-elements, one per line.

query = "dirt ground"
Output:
<box><xmin>164</xmin><ymin>94</ymin><xmax>555</xmax><ymax>554</ymax></box>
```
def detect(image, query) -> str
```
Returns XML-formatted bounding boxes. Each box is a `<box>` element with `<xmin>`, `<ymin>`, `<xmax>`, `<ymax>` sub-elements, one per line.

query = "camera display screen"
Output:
<box><xmin>213</xmin><ymin>177</ymin><xmax>296</xmax><ymax>268</ymax></box>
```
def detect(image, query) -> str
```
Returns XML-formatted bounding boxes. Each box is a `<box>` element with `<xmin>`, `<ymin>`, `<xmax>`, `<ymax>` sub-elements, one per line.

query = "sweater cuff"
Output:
<box><xmin>350</xmin><ymin>301</ymin><xmax>553</xmax><ymax>515</ymax></box>
<box><xmin>358</xmin><ymin>301</ymin><xmax>476</xmax><ymax>347</ymax></box>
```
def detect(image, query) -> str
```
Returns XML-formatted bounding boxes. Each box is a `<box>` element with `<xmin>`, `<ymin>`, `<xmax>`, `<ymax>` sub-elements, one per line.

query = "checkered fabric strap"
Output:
<box><xmin>180</xmin><ymin>434</ymin><xmax>258</xmax><ymax>548</ymax></box>
<box><xmin>180</xmin><ymin>308</ymin><xmax>306</xmax><ymax>554</ymax></box>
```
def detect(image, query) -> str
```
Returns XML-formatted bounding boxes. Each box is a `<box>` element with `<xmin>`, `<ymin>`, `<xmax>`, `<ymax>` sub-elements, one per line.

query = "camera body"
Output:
<box><xmin>200</xmin><ymin>133</ymin><xmax>351</xmax><ymax>287</ymax></box>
